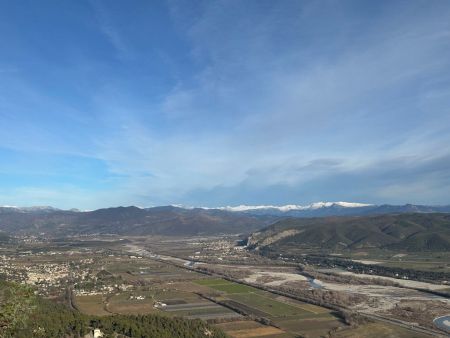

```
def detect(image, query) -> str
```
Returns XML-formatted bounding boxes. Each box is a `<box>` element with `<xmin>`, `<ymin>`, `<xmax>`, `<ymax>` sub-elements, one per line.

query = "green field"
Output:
<box><xmin>194</xmin><ymin>278</ymin><xmax>231</xmax><ymax>286</ymax></box>
<box><xmin>279</xmin><ymin>299</ymin><xmax>330</xmax><ymax>314</ymax></box>
<box><xmin>277</xmin><ymin>316</ymin><xmax>339</xmax><ymax>330</ymax></box>
<box><xmin>195</xmin><ymin>278</ymin><xmax>346</xmax><ymax>337</ymax></box>
<box><xmin>194</xmin><ymin>279</ymin><xmax>261</xmax><ymax>294</ymax></box>
<box><xmin>228</xmin><ymin>293</ymin><xmax>316</xmax><ymax>317</ymax></box>
<box><xmin>167</xmin><ymin>306</ymin><xmax>234</xmax><ymax>317</ymax></box>
<box><xmin>208</xmin><ymin>283</ymin><xmax>260</xmax><ymax>294</ymax></box>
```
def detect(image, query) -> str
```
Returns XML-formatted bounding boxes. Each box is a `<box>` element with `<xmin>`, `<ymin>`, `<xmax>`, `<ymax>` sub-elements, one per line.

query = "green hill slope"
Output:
<box><xmin>247</xmin><ymin>213</ymin><xmax>450</xmax><ymax>252</ymax></box>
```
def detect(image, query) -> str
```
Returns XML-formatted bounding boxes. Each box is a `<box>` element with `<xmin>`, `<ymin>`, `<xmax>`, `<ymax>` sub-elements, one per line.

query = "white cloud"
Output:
<box><xmin>2</xmin><ymin>1</ymin><xmax>450</xmax><ymax>208</ymax></box>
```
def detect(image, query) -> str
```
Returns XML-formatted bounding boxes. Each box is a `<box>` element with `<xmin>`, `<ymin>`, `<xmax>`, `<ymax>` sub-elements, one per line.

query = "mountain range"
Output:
<box><xmin>211</xmin><ymin>202</ymin><xmax>450</xmax><ymax>217</ymax></box>
<box><xmin>247</xmin><ymin>213</ymin><xmax>450</xmax><ymax>252</ymax></box>
<box><xmin>4</xmin><ymin>201</ymin><xmax>450</xmax><ymax>216</ymax></box>
<box><xmin>0</xmin><ymin>205</ymin><xmax>274</xmax><ymax>237</ymax></box>
<box><xmin>0</xmin><ymin>202</ymin><xmax>449</xmax><ymax>238</ymax></box>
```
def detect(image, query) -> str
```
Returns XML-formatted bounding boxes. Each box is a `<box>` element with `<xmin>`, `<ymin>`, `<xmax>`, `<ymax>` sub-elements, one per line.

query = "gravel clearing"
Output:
<box><xmin>243</xmin><ymin>271</ymin><xmax>308</xmax><ymax>286</ymax></box>
<box><xmin>336</xmin><ymin>271</ymin><xmax>449</xmax><ymax>290</ymax></box>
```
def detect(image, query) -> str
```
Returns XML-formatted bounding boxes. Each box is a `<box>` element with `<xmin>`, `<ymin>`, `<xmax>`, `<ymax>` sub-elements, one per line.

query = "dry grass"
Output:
<box><xmin>74</xmin><ymin>294</ymin><xmax>110</xmax><ymax>316</ymax></box>
<box><xmin>106</xmin><ymin>292</ymin><xmax>157</xmax><ymax>315</ymax></box>
<box><xmin>333</xmin><ymin>322</ymin><xmax>430</xmax><ymax>338</ymax></box>
<box><xmin>228</xmin><ymin>327</ymin><xmax>287</xmax><ymax>338</ymax></box>
<box><xmin>214</xmin><ymin>321</ymin><xmax>288</xmax><ymax>338</ymax></box>
<box><xmin>383</xmin><ymin>299</ymin><xmax>450</xmax><ymax>329</ymax></box>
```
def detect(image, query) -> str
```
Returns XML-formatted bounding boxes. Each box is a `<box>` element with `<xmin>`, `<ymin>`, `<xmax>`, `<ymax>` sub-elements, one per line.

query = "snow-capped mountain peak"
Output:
<box><xmin>213</xmin><ymin>201</ymin><xmax>373</xmax><ymax>212</ymax></box>
<box><xmin>0</xmin><ymin>205</ymin><xmax>61</xmax><ymax>212</ymax></box>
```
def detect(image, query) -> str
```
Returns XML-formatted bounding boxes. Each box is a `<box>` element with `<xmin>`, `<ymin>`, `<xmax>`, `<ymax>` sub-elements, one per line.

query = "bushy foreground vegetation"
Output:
<box><xmin>0</xmin><ymin>281</ymin><xmax>226</xmax><ymax>338</ymax></box>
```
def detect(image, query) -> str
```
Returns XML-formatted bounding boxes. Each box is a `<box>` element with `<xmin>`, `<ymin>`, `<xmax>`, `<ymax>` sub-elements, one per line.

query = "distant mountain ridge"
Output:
<box><xmin>205</xmin><ymin>202</ymin><xmax>450</xmax><ymax>217</ymax></box>
<box><xmin>247</xmin><ymin>213</ymin><xmax>450</xmax><ymax>252</ymax></box>
<box><xmin>2</xmin><ymin>202</ymin><xmax>450</xmax><ymax>217</ymax></box>
<box><xmin>1</xmin><ymin>202</ymin><xmax>449</xmax><ymax>238</ymax></box>
<box><xmin>0</xmin><ymin>205</ymin><xmax>275</xmax><ymax>237</ymax></box>
<box><xmin>0</xmin><ymin>205</ymin><xmax>63</xmax><ymax>212</ymax></box>
<box><xmin>205</xmin><ymin>201</ymin><xmax>373</xmax><ymax>212</ymax></box>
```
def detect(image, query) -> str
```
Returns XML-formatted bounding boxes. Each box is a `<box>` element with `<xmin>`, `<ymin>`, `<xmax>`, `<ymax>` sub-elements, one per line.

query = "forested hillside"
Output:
<box><xmin>247</xmin><ymin>213</ymin><xmax>450</xmax><ymax>252</ymax></box>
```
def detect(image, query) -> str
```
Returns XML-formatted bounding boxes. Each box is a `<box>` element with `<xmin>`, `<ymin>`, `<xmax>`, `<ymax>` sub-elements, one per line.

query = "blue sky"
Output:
<box><xmin>1</xmin><ymin>0</ymin><xmax>450</xmax><ymax>209</ymax></box>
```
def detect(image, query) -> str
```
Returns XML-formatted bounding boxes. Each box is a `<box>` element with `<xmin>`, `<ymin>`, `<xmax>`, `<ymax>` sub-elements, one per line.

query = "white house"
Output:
<box><xmin>93</xmin><ymin>328</ymin><xmax>104</xmax><ymax>338</ymax></box>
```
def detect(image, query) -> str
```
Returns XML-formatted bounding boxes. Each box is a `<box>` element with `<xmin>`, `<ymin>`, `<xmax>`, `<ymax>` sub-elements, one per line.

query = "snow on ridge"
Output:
<box><xmin>20</xmin><ymin>206</ymin><xmax>59</xmax><ymax>211</ymax></box>
<box><xmin>203</xmin><ymin>202</ymin><xmax>373</xmax><ymax>212</ymax></box>
<box><xmin>332</xmin><ymin>201</ymin><xmax>373</xmax><ymax>208</ymax></box>
<box><xmin>307</xmin><ymin>201</ymin><xmax>373</xmax><ymax>209</ymax></box>
<box><xmin>170</xmin><ymin>204</ymin><xmax>195</xmax><ymax>209</ymax></box>
<box><xmin>1</xmin><ymin>205</ymin><xmax>57</xmax><ymax>210</ymax></box>
<box><xmin>1</xmin><ymin>202</ymin><xmax>373</xmax><ymax>213</ymax></box>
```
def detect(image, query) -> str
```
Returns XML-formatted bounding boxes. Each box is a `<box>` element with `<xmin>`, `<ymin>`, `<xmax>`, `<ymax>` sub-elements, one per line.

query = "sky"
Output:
<box><xmin>0</xmin><ymin>0</ymin><xmax>450</xmax><ymax>209</ymax></box>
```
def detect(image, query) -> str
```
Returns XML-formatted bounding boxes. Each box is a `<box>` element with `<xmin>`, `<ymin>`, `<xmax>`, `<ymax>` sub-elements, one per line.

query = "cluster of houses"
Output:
<box><xmin>187</xmin><ymin>239</ymin><xmax>248</xmax><ymax>262</ymax></box>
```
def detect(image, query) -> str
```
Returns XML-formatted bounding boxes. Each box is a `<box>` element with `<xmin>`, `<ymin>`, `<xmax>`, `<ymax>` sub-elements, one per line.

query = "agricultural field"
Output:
<box><xmin>276</xmin><ymin>316</ymin><xmax>341</xmax><ymax>337</ymax></box>
<box><xmin>195</xmin><ymin>277</ymin><xmax>345</xmax><ymax>337</ymax></box>
<box><xmin>274</xmin><ymin>296</ymin><xmax>331</xmax><ymax>314</ymax></box>
<box><xmin>2</xmin><ymin>237</ymin><xmax>442</xmax><ymax>338</ymax></box>
<box><xmin>104</xmin><ymin>256</ymin><xmax>197</xmax><ymax>282</ymax></box>
<box><xmin>134</xmin><ymin>283</ymin><xmax>240</xmax><ymax>320</ymax></box>
<box><xmin>160</xmin><ymin>301</ymin><xmax>240</xmax><ymax>320</ymax></box>
<box><xmin>73</xmin><ymin>263</ymin><xmax>346</xmax><ymax>337</ymax></box>
<box><xmin>196</xmin><ymin>279</ymin><xmax>260</xmax><ymax>294</ymax></box>
<box><xmin>333</xmin><ymin>322</ymin><xmax>431</xmax><ymax>338</ymax></box>
<box><xmin>342</xmin><ymin>251</ymin><xmax>450</xmax><ymax>273</ymax></box>
<box><xmin>228</xmin><ymin>293</ymin><xmax>313</xmax><ymax>317</ymax></box>
<box><xmin>74</xmin><ymin>294</ymin><xmax>110</xmax><ymax>316</ymax></box>
<box><xmin>106</xmin><ymin>291</ymin><xmax>157</xmax><ymax>315</ymax></box>
<box><xmin>194</xmin><ymin>278</ymin><xmax>231</xmax><ymax>286</ymax></box>
<box><xmin>75</xmin><ymin>275</ymin><xmax>242</xmax><ymax>322</ymax></box>
<box><xmin>214</xmin><ymin>320</ymin><xmax>295</xmax><ymax>338</ymax></box>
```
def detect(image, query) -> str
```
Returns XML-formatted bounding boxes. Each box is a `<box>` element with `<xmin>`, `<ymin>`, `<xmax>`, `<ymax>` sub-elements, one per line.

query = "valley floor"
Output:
<box><xmin>1</xmin><ymin>235</ymin><xmax>449</xmax><ymax>337</ymax></box>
